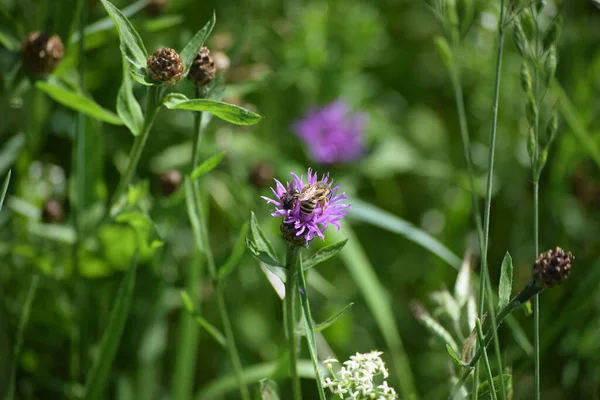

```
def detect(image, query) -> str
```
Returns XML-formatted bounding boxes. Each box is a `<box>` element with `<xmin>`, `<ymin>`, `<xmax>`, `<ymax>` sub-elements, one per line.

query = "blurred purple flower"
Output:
<box><xmin>293</xmin><ymin>100</ymin><xmax>367</xmax><ymax>165</ymax></box>
<box><xmin>262</xmin><ymin>168</ymin><xmax>351</xmax><ymax>245</ymax></box>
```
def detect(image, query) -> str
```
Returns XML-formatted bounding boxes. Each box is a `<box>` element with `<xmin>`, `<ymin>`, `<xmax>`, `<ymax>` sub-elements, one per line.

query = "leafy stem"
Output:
<box><xmin>285</xmin><ymin>243</ymin><xmax>302</xmax><ymax>400</ymax></box>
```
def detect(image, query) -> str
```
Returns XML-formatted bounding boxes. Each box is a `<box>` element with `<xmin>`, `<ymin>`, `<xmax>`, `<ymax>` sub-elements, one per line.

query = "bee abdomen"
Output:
<box><xmin>300</xmin><ymin>200</ymin><xmax>316</xmax><ymax>214</ymax></box>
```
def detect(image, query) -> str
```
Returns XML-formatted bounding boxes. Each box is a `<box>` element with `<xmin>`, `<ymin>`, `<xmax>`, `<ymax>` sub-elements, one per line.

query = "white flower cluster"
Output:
<box><xmin>322</xmin><ymin>351</ymin><xmax>399</xmax><ymax>400</ymax></box>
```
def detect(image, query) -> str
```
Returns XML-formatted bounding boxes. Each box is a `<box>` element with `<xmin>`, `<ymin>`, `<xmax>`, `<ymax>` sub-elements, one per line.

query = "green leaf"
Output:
<box><xmin>218</xmin><ymin>222</ymin><xmax>249</xmax><ymax>281</ymax></box>
<box><xmin>184</xmin><ymin>179</ymin><xmax>204</xmax><ymax>253</ymax></box>
<box><xmin>163</xmin><ymin>93</ymin><xmax>263</xmax><ymax>126</ymax></box>
<box><xmin>249</xmin><ymin>211</ymin><xmax>278</xmax><ymax>262</ymax></box>
<box><xmin>245</xmin><ymin>238</ymin><xmax>282</xmax><ymax>268</ymax></box>
<box><xmin>498</xmin><ymin>252</ymin><xmax>513</xmax><ymax>310</ymax></box>
<box><xmin>99</xmin><ymin>0</ymin><xmax>148</xmax><ymax>69</ymax></box>
<box><xmin>411</xmin><ymin>300</ymin><xmax>459</xmax><ymax>352</ymax></box>
<box><xmin>296</xmin><ymin>264</ymin><xmax>327</xmax><ymax>400</ymax></box>
<box><xmin>36</xmin><ymin>81</ymin><xmax>123</xmax><ymax>125</ymax></box>
<box><xmin>179</xmin><ymin>290</ymin><xmax>226</xmax><ymax>347</ymax></box>
<box><xmin>313</xmin><ymin>302</ymin><xmax>354</xmax><ymax>333</ymax></box>
<box><xmin>302</xmin><ymin>239</ymin><xmax>348</xmax><ymax>270</ymax></box>
<box><xmin>117</xmin><ymin>56</ymin><xmax>144</xmax><ymax>136</ymax></box>
<box><xmin>6</xmin><ymin>275</ymin><xmax>39</xmax><ymax>400</ymax></box>
<box><xmin>259</xmin><ymin>379</ymin><xmax>280</xmax><ymax>400</ymax></box>
<box><xmin>190</xmin><ymin>152</ymin><xmax>225</xmax><ymax>180</ymax></box>
<box><xmin>471</xmin><ymin>375</ymin><xmax>512</xmax><ymax>399</ymax></box>
<box><xmin>180</xmin><ymin>291</ymin><xmax>195</xmax><ymax>313</ymax></box>
<box><xmin>446</xmin><ymin>344</ymin><xmax>466</xmax><ymax>368</ymax></box>
<box><xmin>350</xmin><ymin>199</ymin><xmax>461</xmax><ymax>270</ymax></box>
<box><xmin>84</xmin><ymin>255</ymin><xmax>138</xmax><ymax>400</ymax></box>
<box><xmin>0</xmin><ymin>170</ymin><xmax>11</xmax><ymax>212</ymax></box>
<box><xmin>129</xmin><ymin>67</ymin><xmax>155</xmax><ymax>86</ymax></box>
<box><xmin>180</xmin><ymin>12</ymin><xmax>216</xmax><ymax>73</ymax></box>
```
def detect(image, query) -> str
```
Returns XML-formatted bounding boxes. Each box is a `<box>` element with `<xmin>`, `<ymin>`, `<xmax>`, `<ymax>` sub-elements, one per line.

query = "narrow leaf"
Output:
<box><xmin>85</xmin><ymin>255</ymin><xmax>138</xmax><ymax>400</ymax></box>
<box><xmin>313</xmin><ymin>302</ymin><xmax>353</xmax><ymax>333</ymax></box>
<box><xmin>36</xmin><ymin>81</ymin><xmax>123</xmax><ymax>125</ymax></box>
<box><xmin>6</xmin><ymin>275</ymin><xmax>39</xmax><ymax>400</ymax></box>
<box><xmin>350</xmin><ymin>199</ymin><xmax>461</xmax><ymax>269</ymax></box>
<box><xmin>245</xmin><ymin>238</ymin><xmax>282</xmax><ymax>268</ymax></box>
<box><xmin>498</xmin><ymin>252</ymin><xmax>513</xmax><ymax>310</ymax></box>
<box><xmin>117</xmin><ymin>56</ymin><xmax>144</xmax><ymax>136</ymax></box>
<box><xmin>0</xmin><ymin>170</ymin><xmax>11</xmax><ymax>212</ymax></box>
<box><xmin>99</xmin><ymin>0</ymin><xmax>148</xmax><ymax>69</ymax></box>
<box><xmin>410</xmin><ymin>300</ymin><xmax>459</xmax><ymax>352</ymax></box>
<box><xmin>218</xmin><ymin>222</ymin><xmax>249</xmax><ymax>281</ymax></box>
<box><xmin>296</xmin><ymin>263</ymin><xmax>327</xmax><ymax>400</ymax></box>
<box><xmin>471</xmin><ymin>375</ymin><xmax>512</xmax><ymax>399</ymax></box>
<box><xmin>190</xmin><ymin>152</ymin><xmax>225</xmax><ymax>180</ymax></box>
<box><xmin>179</xmin><ymin>291</ymin><xmax>226</xmax><ymax>347</ymax></box>
<box><xmin>184</xmin><ymin>179</ymin><xmax>204</xmax><ymax>253</ymax></box>
<box><xmin>180</xmin><ymin>291</ymin><xmax>195</xmax><ymax>313</ymax></box>
<box><xmin>180</xmin><ymin>12</ymin><xmax>216</xmax><ymax>72</ymax></box>
<box><xmin>163</xmin><ymin>93</ymin><xmax>263</xmax><ymax>126</ymax></box>
<box><xmin>259</xmin><ymin>379</ymin><xmax>281</xmax><ymax>400</ymax></box>
<box><xmin>249</xmin><ymin>212</ymin><xmax>278</xmax><ymax>262</ymax></box>
<box><xmin>129</xmin><ymin>67</ymin><xmax>155</xmax><ymax>86</ymax></box>
<box><xmin>302</xmin><ymin>239</ymin><xmax>348</xmax><ymax>270</ymax></box>
<box><xmin>446</xmin><ymin>344</ymin><xmax>466</xmax><ymax>368</ymax></box>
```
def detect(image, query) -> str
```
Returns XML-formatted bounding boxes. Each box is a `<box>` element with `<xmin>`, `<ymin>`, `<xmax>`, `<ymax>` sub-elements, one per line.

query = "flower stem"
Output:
<box><xmin>109</xmin><ymin>85</ymin><xmax>162</xmax><ymax>216</ymax></box>
<box><xmin>476</xmin><ymin>319</ymin><xmax>498</xmax><ymax>400</ymax></box>
<box><xmin>285</xmin><ymin>243</ymin><xmax>302</xmax><ymax>400</ymax></box>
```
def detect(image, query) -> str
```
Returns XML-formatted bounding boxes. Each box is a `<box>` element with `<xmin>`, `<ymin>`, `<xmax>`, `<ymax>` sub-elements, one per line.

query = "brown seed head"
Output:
<box><xmin>146</xmin><ymin>0</ymin><xmax>168</xmax><ymax>16</ymax></box>
<box><xmin>187</xmin><ymin>46</ymin><xmax>216</xmax><ymax>87</ymax></box>
<box><xmin>250</xmin><ymin>161</ymin><xmax>274</xmax><ymax>188</ymax></box>
<box><xmin>146</xmin><ymin>48</ymin><xmax>184</xmax><ymax>85</ymax></box>
<box><xmin>158</xmin><ymin>170</ymin><xmax>182</xmax><ymax>197</ymax></box>
<box><xmin>532</xmin><ymin>247</ymin><xmax>574</xmax><ymax>288</ymax></box>
<box><xmin>21</xmin><ymin>32</ymin><xmax>65</xmax><ymax>75</ymax></box>
<box><xmin>42</xmin><ymin>198</ymin><xmax>64</xmax><ymax>223</ymax></box>
<box><xmin>280</xmin><ymin>222</ymin><xmax>307</xmax><ymax>246</ymax></box>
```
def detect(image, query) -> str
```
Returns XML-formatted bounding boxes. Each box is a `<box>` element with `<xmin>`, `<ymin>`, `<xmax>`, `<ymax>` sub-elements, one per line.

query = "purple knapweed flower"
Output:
<box><xmin>293</xmin><ymin>100</ymin><xmax>367</xmax><ymax>165</ymax></box>
<box><xmin>262</xmin><ymin>168</ymin><xmax>351</xmax><ymax>245</ymax></box>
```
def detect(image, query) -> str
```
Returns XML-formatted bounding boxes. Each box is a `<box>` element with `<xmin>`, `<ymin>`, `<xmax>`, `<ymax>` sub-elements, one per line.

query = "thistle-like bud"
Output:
<box><xmin>519</xmin><ymin>10</ymin><xmax>535</xmax><ymax>41</ymax></box>
<box><xmin>146</xmin><ymin>0</ymin><xmax>167</xmax><ymax>16</ymax></box>
<box><xmin>249</xmin><ymin>161</ymin><xmax>274</xmax><ymax>188</ymax></box>
<box><xmin>512</xmin><ymin>21</ymin><xmax>529</xmax><ymax>58</ymax></box>
<box><xmin>543</xmin><ymin>46</ymin><xmax>557</xmax><ymax>87</ymax></box>
<box><xmin>21</xmin><ymin>31</ymin><xmax>64</xmax><ymax>75</ymax></box>
<box><xmin>158</xmin><ymin>170</ymin><xmax>182</xmax><ymax>197</ymax></box>
<box><xmin>542</xmin><ymin>16</ymin><xmax>562</xmax><ymax>51</ymax></box>
<box><xmin>42</xmin><ymin>198</ymin><xmax>65</xmax><ymax>223</ymax></box>
<box><xmin>525</xmin><ymin>92</ymin><xmax>538</xmax><ymax>126</ymax></box>
<box><xmin>187</xmin><ymin>46</ymin><xmax>216</xmax><ymax>87</ymax></box>
<box><xmin>520</xmin><ymin>61</ymin><xmax>532</xmax><ymax>94</ymax></box>
<box><xmin>280</xmin><ymin>222</ymin><xmax>307</xmax><ymax>246</ymax></box>
<box><xmin>532</xmin><ymin>247</ymin><xmax>573</xmax><ymax>288</ymax></box>
<box><xmin>146</xmin><ymin>48</ymin><xmax>184</xmax><ymax>85</ymax></box>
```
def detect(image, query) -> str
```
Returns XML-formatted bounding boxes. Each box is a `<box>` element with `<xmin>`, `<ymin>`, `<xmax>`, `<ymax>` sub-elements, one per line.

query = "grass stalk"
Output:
<box><xmin>285</xmin><ymin>244</ymin><xmax>302</xmax><ymax>400</ymax></box>
<box><xmin>476</xmin><ymin>319</ymin><xmax>498</xmax><ymax>400</ymax></box>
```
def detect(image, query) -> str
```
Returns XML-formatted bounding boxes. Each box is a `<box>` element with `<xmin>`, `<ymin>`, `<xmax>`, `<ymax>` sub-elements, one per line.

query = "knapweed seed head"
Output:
<box><xmin>42</xmin><ymin>198</ymin><xmax>64</xmax><ymax>223</ymax></box>
<box><xmin>262</xmin><ymin>168</ymin><xmax>350</xmax><ymax>246</ymax></box>
<box><xmin>158</xmin><ymin>170</ymin><xmax>182</xmax><ymax>197</ymax></box>
<box><xmin>532</xmin><ymin>247</ymin><xmax>573</xmax><ymax>288</ymax></box>
<box><xmin>322</xmin><ymin>351</ymin><xmax>398</xmax><ymax>400</ymax></box>
<box><xmin>21</xmin><ymin>32</ymin><xmax>64</xmax><ymax>75</ymax></box>
<box><xmin>187</xmin><ymin>46</ymin><xmax>216</xmax><ymax>87</ymax></box>
<box><xmin>146</xmin><ymin>48</ymin><xmax>184</xmax><ymax>85</ymax></box>
<box><xmin>293</xmin><ymin>100</ymin><xmax>367</xmax><ymax>165</ymax></box>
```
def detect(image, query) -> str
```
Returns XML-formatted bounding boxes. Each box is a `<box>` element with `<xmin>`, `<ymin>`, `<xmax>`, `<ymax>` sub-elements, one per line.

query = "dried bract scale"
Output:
<box><xmin>532</xmin><ymin>247</ymin><xmax>574</xmax><ymax>288</ymax></box>
<box><xmin>187</xmin><ymin>46</ymin><xmax>217</xmax><ymax>87</ymax></box>
<box><xmin>146</xmin><ymin>48</ymin><xmax>184</xmax><ymax>85</ymax></box>
<box><xmin>146</xmin><ymin>0</ymin><xmax>168</xmax><ymax>16</ymax></box>
<box><xmin>158</xmin><ymin>170</ymin><xmax>182</xmax><ymax>197</ymax></box>
<box><xmin>42</xmin><ymin>198</ymin><xmax>64</xmax><ymax>223</ymax></box>
<box><xmin>21</xmin><ymin>32</ymin><xmax>64</xmax><ymax>75</ymax></box>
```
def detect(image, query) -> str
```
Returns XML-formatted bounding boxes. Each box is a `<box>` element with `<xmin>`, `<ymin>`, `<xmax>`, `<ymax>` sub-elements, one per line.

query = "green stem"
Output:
<box><xmin>109</xmin><ymin>85</ymin><xmax>162</xmax><ymax>216</ymax></box>
<box><xmin>451</xmin><ymin>281</ymin><xmax>543</xmax><ymax>398</ymax></box>
<box><xmin>476</xmin><ymin>319</ymin><xmax>498</xmax><ymax>400</ymax></box>
<box><xmin>285</xmin><ymin>244</ymin><xmax>302</xmax><ymax>400</ymax></box>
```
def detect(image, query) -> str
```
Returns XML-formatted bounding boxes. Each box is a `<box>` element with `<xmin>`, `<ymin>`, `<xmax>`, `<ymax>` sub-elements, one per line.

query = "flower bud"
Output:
<box><xmin>187</xmin><ymin>46</ymin><xmax>217</xmax><ymax>87</ymax></box>
<box><xmin>158</xmin><ymin>170</ymin><xmax>182</xmax><ymax>197</ymax></box>
<box><xmin>42</xmin><ymin>198</ymin><xmax>65</xmax><ymax>223</ymax></box>
<box><xmin>146</xmin><ymin>48</ymin><xmax>184</xmax><ymax>85</ymax></box>
<box><xmin>532</xmin><ymin>247</ymin><xmax>573</xmax><ymax>288</ymax></box>
<box><xmin>520</xmin><ymin>61</ymin><xmax>532</xmax><ymax>94</ymax></box>
<box><xmin>512</xmin><ymin>21</ymin><xmax>529</xmax><ymax>58</ymax></box>
<box><xmin>543</xmin><ymin>46</ymin><xmax>557</xmax><ymax>87</ymax></box>
<box><xmin>21</xmin><ymin>31</ymin><xmax>64</xmax><ymax>75</ymax></box>
<box><xmin>525</xmin><ymin>92</ymin><xmax>538</xmax><ymax>126</ymax></box>
<box><xmin>280</xmin><ymin>222</ymin><xmax>308</xmax><ymax>246</ymax></box>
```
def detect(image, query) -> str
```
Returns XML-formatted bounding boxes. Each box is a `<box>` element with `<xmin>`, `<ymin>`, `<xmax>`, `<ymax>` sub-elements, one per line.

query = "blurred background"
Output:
<box><xmin>1</xmin><ymin>0</ymin><xmax>600</xmax><ymax>398</ymax></box>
